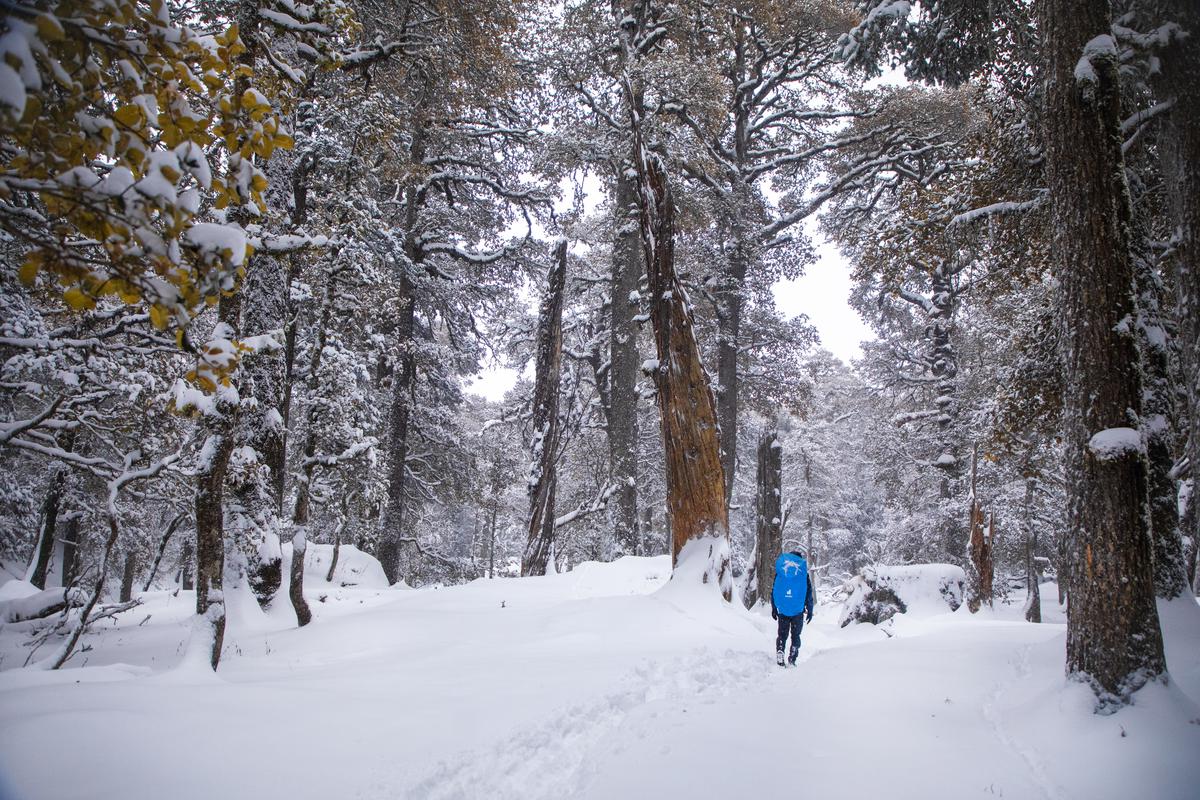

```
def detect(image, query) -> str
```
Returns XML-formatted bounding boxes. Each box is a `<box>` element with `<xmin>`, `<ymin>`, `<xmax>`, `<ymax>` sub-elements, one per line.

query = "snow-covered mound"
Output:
<box><xmin>840</xmin><ymin>563</ymin><xmax>966</xmax><ymax>627</ymax></box>
<box><xmin>288</xmin><ymin>542</ymin><xmax>389</xmax><ymax>590</ymax></box>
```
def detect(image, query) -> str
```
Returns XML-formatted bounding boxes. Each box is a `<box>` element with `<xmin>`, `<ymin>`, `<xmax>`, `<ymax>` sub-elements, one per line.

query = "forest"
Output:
<box><xmin>0</xmin><ymin>0</ymin><xmax>1199</xmax><ymax>797</ymax></box>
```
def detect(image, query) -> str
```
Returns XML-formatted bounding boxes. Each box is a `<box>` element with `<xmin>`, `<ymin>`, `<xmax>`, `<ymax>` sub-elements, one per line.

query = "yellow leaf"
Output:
<box><xmin>113</xmin><ymin>104</ymin><xmax>144</xmax><ymax>128</ymax></box>
<box><xmin>18</xmin><ymin>259</ymin><xmax>38</xmax><ymax>286</ymax></box>
<box><xmin>35</xmin><ymin>13</ymin><xmax>65</xmax><ymax>41</ymax></box>
<box><xmin>64</xmin><ymin>287</ymin><xmax>96</xmax><ymax>310</ymax></box>
<box><xmin>150</xmin><ymin>305</ymin><xmax>169</xmax><ymax>330</ymax></box>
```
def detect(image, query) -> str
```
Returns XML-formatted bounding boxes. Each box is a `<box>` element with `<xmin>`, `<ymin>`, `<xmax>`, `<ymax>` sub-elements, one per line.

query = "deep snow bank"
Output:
<box><xmin>839</xmin><ymin>563</ymin><xmax>966</xmax><ymax>626</ymax></box>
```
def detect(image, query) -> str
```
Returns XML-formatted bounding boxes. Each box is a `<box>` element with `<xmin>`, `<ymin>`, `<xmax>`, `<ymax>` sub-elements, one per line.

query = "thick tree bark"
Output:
<box><xmin>636</xmin><ymin>151</ymin><xmax>731</xmax><ymax>597</ymax></box>
<box><xmin>28</xmin><ymin>466</ymin><xmax>67</xmax><ymax>590</ymax></box>
<box><xmin>609</xmin><ymin>169</ymin><xmax>642</xmax><ymax>557</ymax></box>
<box><xmin>523</xmin><ymin>241</ymin><xmax>567</xmax><ymax>576</ymax></box>
<box><xmin>747</xmin><ymin>430</ymin><xmax>782</xmax><ymax>607</ymax></box>
<box><xmin>1155</xmin><ymin>0</ymin><xmax>1200</xmax><ymax>603</ymax></box>
<box><xmin>1042</xmin><ymin>0</ymin><xmax>1165</xmax><ymax>702</ymax></box>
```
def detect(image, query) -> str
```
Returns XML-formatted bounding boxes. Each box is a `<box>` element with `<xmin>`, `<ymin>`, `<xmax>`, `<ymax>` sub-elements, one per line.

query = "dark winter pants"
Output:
<box><xmin>776</xmin><ymin>614</ymin><xmax>804</xmax><ymax>662</ymax></box>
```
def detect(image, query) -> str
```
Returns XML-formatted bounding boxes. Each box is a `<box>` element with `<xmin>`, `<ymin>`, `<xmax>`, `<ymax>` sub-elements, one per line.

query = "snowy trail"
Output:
<box><xmin>2</xmin><ymin>558</ymin><xmax>1199</xmax><ymax>800</ymax></box>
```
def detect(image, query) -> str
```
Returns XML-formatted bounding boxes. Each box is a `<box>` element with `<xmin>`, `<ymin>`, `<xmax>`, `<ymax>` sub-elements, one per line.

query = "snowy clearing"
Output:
<box><xmin>1</xmin><ymin>555</ymin><xmax>1198</xmax><ymax>800</ymax></box>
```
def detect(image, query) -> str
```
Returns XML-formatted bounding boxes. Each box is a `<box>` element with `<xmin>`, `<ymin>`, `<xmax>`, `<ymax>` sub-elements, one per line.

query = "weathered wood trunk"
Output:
<box><xmin>966</xmin><ymin>445</ymin><xmax>989</xmax><ymax>613</ymax></box>
<box><xmin>966</xmin><ymin>501</ymin><xmax>987</xmax><ymax>613</ymax></box>
<box><xmin>635</xmin><ymin>151</ymin><xmax>731</xmax><ymax>597</ymax></box>
<box><xmin>1155</xmin><ymin>0</ymin><xmax>1200</xmax><ymax>603</ymax></box>
<box><xmin>28</xmin><ymin>465</ymin><xmax>67</xmax><ymax>590</ymax></box>
<box><xmin>1042</xmin><ymin>0</ymin><xmax>1165</xmax><ymax>702</ymax></box>
<box><xmin>523</xmin><ymin>241</ymin><xmax>567</xmax><ymax>576</ymax></box>
<box><xmin>747</xmin><ymin>430</ymin><xmax>782</xmax><ymax>607</ymax></box>
<box><xmin>609</xmin><ymin>170</ymin><xmax>642</xmax><ymax>557</ymax></box>
<box><xmin>1024</xmin><ymin>475</ymin><xmax>1042</xmax><ymax>623</ymax></box>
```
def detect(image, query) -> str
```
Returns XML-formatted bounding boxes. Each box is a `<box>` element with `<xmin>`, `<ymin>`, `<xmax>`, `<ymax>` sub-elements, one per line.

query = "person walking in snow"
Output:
<box><xmin>771</xmin><ymin>550</ymin><xmax>815</xmax><ymax>667</ymax></box>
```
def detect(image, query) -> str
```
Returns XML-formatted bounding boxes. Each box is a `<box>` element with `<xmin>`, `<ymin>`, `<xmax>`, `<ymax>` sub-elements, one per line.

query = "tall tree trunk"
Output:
<box><xmin>523</xmin><ymin>241</ymin><xmax>567</xmax><ymax>576</ymax></box>
<box><xmin>1133</xmin><ymin>242</ymin><xmax>1188</xmax><ymax>597</ymax></box>
<box><xmin>28</xmin><ymin>466</ymin><xmax>67</xmax><ymax>590</ymax></box>
<box><xmin>231</xmin><ymin>254</ymin><xmax>286</xmax><ymax>607</ymax></box>
<box><xmin>287</xmin><ymin>266</ymin><xmax>337</xmax><ymax>622</ymax></box>
<box><xmin>1042</xmin><ymin>0</ymin><xmax>1165</xmax><ymax>702</ymax></box>
<box><xmin>715</xmin><ymin>245</ymin><xmax>747</xmax><ymax>509</ymax></box>
<box><xmin>193</xmin><ymin>295</ymin><xmax>240</xmax><ymax>671</ymax></box>
<box><xmin>747</xmin><ymin>430</ymin><xmax>782</xmax><ymax>607</ymax></box>
<box><xmin>609</xmin><ymin>169</ymin><xmax>642</xmax><ymax>557</ymax></box>
<box><xmin>636</xmin><ymin>151</ymin><xmax>731</xmax><ymax>597</ymax></box>
<box><xmin>1155</xmin><ymin>0</ymin><xmax>1200</xmax><ymax>603</ymax></box>
<box><xmin>378</xmin><ymin>109</ymin><xmax>429</xmax><ymax>586</ymax></box>
<box><xmin>379</xmin><ymin>268</ymin><xmax>417</xmax><ymax>585</ymax></box>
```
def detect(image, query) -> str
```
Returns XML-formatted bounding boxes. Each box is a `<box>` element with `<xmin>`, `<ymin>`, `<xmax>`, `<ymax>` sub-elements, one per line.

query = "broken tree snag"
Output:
<box><xmin>522</xmin><ymin>240</ymin><xmax>568</xmax><ymax>577</ymax></box>
<box><xmin>747</xmin><ymin>429</ymin><xmax>783</xmax><ymax>607</ymax></box>
<box><xmin>636</xmin><ymin>152</ymin><xmax>731</xmax><ymax>598</ymax></box>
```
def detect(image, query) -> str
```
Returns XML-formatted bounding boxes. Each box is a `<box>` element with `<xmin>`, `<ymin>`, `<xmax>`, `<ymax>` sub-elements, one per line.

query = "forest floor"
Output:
<box><xmin>1</xmin><ymin>548</ymin><xmax>1199</xmax><ymax>800</ymax></box>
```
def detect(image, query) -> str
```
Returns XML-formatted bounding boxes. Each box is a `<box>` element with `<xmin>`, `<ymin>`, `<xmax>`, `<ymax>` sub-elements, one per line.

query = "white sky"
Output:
<box><xmin>463</xmin><ymin>176</ymin><xmax>876</xmax><ymax>402</ymax></box>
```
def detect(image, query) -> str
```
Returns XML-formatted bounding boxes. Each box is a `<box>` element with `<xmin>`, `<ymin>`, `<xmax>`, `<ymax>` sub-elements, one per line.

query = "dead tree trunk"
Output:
<box><xmin>746</xmin><ymin>430</ymin><xmax>783</xmax><ymax>607</ymax></box>
<box><xmin>635</xmin><ymin>151</ymin><xmax>730</xmax><ymax>597</ymax></box>
<box><xmin>522</xmin><ymin>241</ymin><xmax>567</xmax><ymax>577</ymax></box>
<box><xmin>1042</xmin><ymin>0</ymin><xmax>1165</xmax><ymax>702</ymax></box>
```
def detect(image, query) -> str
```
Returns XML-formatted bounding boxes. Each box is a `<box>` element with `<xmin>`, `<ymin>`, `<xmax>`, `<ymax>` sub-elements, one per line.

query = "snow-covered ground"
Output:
<box><xmin>1</xmin><ymin>550</ymin><xmax>1198</xmax><ymax>800</ymax></box>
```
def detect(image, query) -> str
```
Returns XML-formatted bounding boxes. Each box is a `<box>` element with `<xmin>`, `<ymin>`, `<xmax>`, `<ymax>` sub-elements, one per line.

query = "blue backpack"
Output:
<box><xmin>772</xmin><ymin>552</ymin><xmax>809</xmax><ymax>617</ymax></box>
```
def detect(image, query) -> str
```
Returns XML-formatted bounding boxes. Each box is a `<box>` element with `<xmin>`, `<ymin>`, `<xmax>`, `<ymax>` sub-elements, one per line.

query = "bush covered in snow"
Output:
<box><xmin>838</xmin><ymin>563</ymin><xmax>966</xmax><ymax>627</ymax></box>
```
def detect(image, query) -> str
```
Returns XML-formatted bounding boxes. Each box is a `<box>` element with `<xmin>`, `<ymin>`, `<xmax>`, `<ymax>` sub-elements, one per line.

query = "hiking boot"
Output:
<box><xmin>776</xmin><ymin>650</ymin><xmax>785</xmax><ymax>667</ymax></box>
<box><xmin>788</xmin><ymin>647</ymin><xmax>799</xmax><ymax>665</ymax></box>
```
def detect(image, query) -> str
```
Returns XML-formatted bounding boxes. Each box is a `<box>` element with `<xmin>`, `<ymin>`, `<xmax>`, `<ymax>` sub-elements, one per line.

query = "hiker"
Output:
<box><xmin>771</xmin><ymin>550</ymin><xmax>815</xmax><ymax>667</ymax></box>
